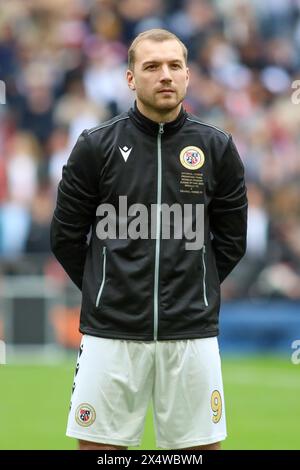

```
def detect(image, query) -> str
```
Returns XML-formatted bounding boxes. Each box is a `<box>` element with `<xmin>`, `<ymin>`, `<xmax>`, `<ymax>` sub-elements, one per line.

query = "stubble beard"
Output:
<box><xmin>139</xmin><ymin>89</ymin><xmax>185</xmax><ymax>114</ymax></box>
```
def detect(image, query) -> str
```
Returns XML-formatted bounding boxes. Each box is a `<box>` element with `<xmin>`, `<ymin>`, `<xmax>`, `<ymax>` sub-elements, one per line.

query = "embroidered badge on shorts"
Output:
<box><xmin>179</xmin><ymin>146</ymin><xmax>205</xmax><ymax>170</ymax></box>
<box><xmin>75</xmin><ymin>403</ymin><xmax>96</xmax><ymax>427</ymax></box>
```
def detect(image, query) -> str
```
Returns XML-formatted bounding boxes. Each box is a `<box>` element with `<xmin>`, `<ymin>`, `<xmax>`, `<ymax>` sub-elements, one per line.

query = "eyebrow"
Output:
<box><xmin>142</xmin><ymin>59</ymin><xmax>183</xmax><ymax>67</ymax></box>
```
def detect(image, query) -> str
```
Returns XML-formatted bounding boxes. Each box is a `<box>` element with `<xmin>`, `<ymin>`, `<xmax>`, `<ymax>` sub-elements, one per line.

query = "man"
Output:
<box><xmin>50</xmin><ymin>29</ymin><xmax>247</xmax><ymax>451</ymax></box>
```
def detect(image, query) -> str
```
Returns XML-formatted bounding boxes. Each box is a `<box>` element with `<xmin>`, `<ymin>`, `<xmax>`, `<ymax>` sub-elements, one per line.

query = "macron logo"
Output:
<box><xmin>119</xmin><ymin>146</ymin><xmax>132</xmax><ymax>162</ymax></box>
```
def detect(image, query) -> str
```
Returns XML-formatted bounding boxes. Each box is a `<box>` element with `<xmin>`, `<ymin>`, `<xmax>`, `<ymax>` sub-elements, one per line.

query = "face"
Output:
<box><xmin>127</xmin><ymin>39</ymin><xmax>189</xmax><ymax>117</ymax></box>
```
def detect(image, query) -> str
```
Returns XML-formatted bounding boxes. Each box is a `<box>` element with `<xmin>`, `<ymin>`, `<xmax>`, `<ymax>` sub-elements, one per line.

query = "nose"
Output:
<box><xmin>160</xmin><ymin>64</ymin><xmax>172</xmax><ymax>82</ymax></box>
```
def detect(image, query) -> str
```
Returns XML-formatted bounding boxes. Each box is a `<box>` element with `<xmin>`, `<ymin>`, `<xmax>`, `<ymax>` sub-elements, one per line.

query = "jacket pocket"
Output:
<box><xmin>202</xmin><ymin>245</ymin><xmax>209</xmax><ymax>307</ymax></box>
<box><xmin>95</xmin><ymin>246</ymin><xmax>107</xmax><ymax>307</ymax></box>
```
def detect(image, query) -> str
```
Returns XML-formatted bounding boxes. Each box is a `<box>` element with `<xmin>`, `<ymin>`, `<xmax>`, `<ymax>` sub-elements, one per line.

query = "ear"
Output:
<box><xmin>186</xmin><ymin>67</ymin><xmax>190</xmax><ymax>88</ymax></box>
<box><xmin>126</xmin><ymin>69</ymin><xmax>136</xmax><ymax>91</ymax></box>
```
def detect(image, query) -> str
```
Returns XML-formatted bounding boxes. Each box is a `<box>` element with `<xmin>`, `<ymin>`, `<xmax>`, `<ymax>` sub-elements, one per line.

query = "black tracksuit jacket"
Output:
<box><xmin>50</xmin><ymin>103</ymin><xmax>248</xmax><ymax>341</ymax></box>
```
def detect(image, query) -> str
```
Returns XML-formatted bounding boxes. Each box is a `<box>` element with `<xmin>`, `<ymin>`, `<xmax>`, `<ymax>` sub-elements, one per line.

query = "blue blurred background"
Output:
<box><xmin>0</xmin><ymin>0</ymin><xmax>300</xmax><ymax>360</ymax></box>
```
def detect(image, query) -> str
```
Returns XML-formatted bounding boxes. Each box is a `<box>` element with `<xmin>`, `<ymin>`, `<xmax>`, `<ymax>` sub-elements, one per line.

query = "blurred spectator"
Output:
<box><xmin>255</xmin><ymin>182</ymin><xmax>300</xmax><ymax>299</ymax></box>
<box><xmin>17</xmin><ymin>62</ymin><xmax>56</xmax><ymax>146</ymax></box>
<box><xmin>53</xmin><ymin>75</ymin><xmax>108</xmax><ymax>147</ymax></box>
<box><xmin>83</xmin><ymin>39</ymin><xmax>132</xmax><ymax>112</ymax></box>
<box><xmin>48</xmin><ymin>127</ymin><xmax>70</xmax><ymax>189</ymax></box>
<box><xmin>5</xmin><ymin>131</ymin><xmax>40</xmax><ymax>205</ymax></box>
<box><xmin>25</xmin><ymin>184</ymin><xmax>54</xmax><ymax>255</ymax></box>
<box><xmin>246</xmin><ymin>183</ymin><xmax>269</xmax><ymax>259</ymax></box>
<box><xmin>0</xmin><ymin>200</ymin><xmax>30</xmax><ymax>257</ymax></box>
<box><xmin>221</xmin><ymin>183</ymin><xmax>269</xmax><ymax>299</ymax></box>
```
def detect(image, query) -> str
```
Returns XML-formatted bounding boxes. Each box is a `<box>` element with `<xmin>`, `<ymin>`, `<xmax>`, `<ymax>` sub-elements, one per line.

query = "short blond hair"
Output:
<box><xmin>128</xmin><ymin>29</ymin><xmax>188</xmax><ymax>71</ymax></box>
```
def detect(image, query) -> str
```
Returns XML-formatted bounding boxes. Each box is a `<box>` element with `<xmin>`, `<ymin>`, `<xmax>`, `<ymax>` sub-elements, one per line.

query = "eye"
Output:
<box><xmin>146</xmin><ymin>64</ymin><xmax>158</xmax><ymax>70</ymax></box>
<box><xmin>171</xmin><ymin>63</ymin><xmax>181</xmax><ymax>69</ymax></box>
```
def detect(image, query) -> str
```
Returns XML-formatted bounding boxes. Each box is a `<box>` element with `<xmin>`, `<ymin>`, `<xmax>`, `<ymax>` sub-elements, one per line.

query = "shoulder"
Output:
<box><xmin>86</xmin><ymin>112</ymin><xmax>130</xmax><ymax>137</ymax></box>
<box><xmin>185</xmin><ymin>113</ymin><xmax>231</xmax><ymax>144</ymax></box>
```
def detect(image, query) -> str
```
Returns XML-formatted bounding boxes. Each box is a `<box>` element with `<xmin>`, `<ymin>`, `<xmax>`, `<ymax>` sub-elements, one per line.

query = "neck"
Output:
<box><xmin>136</xmin><ymin>99</ymin><xmax>182</xmax><ymax>123</ymax></box>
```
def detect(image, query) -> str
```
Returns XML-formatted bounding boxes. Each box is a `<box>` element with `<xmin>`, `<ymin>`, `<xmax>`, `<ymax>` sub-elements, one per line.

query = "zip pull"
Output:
<box><xmin>159</xmin><ymin>123</ymin><xmax>164</xmax><ymax>134</ymax></box>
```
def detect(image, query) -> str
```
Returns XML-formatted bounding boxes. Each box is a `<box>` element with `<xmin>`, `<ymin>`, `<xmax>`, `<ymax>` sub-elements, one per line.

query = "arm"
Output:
<box><xmin>209</xmin><ymin>136</ymin><xmax>248</xmax><ymax>283</ymax></box>
<box><xmin>50</xmin><ymin>130</ymin><xmax>100</xmax><ymax>290</ymax></box>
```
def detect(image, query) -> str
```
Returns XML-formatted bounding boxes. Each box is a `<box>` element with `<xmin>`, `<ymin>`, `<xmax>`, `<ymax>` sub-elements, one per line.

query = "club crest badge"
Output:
<box><xmin>180</xmin><ymin>146</ymin><xmax>205</xmax><ymax>170</ymax></box>
<box><xmin>75</xmin><ymin>403</ymin><xmax>96</xmax><ymax>427</ymax></box>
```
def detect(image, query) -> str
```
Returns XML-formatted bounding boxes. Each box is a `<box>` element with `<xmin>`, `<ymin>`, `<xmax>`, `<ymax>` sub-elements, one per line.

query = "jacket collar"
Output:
<box><xmin>129</xmin><ymin>101</ymin><xmax>187</xmax><ymax>136</ymax></box>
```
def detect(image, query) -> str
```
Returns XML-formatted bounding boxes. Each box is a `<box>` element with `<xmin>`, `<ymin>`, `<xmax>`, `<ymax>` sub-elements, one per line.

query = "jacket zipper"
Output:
<box><xmin>202</xmin><ymin>245</ymin><xmax>208</xmax><ymax>307</ymax></box>
<box><xmin>96</xmin><ymin>246</ymin><xmax>106</xmax><ymax>307</ymax></box>
<box><xmin>153</xmin><ymin>123</ymin><xmax>164</xmax><ymax>340</ymax></box>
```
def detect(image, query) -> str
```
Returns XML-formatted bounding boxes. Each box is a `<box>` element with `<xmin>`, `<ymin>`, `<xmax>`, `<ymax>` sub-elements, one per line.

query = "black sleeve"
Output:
<box><xmin>209</xmin><ymin>135</ymin><xmax>248</xmax><ymax>283</ymax></box>
<box><xmin>50</xmin><ymin>130</ymin><xmax>100</xmax><ymax>290</ymax></box>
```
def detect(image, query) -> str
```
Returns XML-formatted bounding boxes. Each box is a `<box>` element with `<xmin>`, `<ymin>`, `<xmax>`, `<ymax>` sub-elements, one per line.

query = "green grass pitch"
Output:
<box><xmin>0</xmin><ymin>356</ymin><xmax>299</xmax><ymax>450</ymax></box>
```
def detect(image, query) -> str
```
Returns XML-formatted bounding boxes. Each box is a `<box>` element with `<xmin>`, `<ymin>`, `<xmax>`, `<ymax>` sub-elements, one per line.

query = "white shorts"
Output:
<box><xmin>66</xmin><ymin>335</ymin><xmax>227</xmax><ymax>449</ymax></box>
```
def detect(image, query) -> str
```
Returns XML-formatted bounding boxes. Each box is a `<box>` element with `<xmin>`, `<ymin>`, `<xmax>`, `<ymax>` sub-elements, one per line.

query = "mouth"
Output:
<box><xmin>158</xmin><ymin>89</ymin><xmax>175</xmax><ymax>93</ymax></box>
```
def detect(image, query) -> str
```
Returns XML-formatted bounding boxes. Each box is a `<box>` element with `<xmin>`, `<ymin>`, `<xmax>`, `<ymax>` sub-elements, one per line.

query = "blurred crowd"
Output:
<box><xmin>0</xmin><ymin>0</ymin><xmax>300</xmax><ymax>300</ymax></box>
